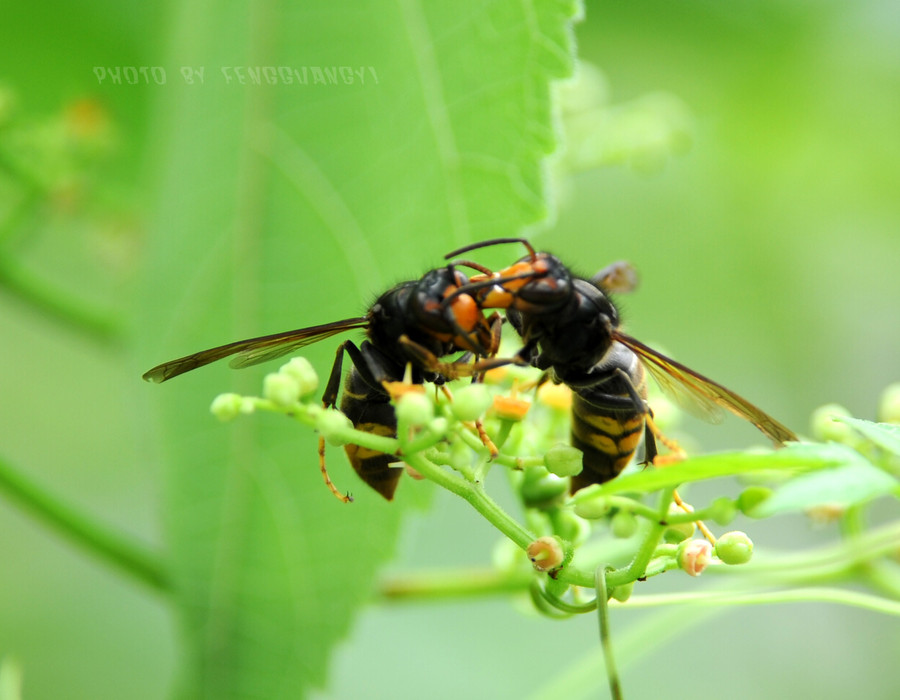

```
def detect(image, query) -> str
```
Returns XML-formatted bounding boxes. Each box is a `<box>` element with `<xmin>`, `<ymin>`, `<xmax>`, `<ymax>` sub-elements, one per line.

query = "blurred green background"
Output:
<box><xmin>1</xmin><ymin>1</ymin><xmax>899</xmax><ymax>698</ymax></box>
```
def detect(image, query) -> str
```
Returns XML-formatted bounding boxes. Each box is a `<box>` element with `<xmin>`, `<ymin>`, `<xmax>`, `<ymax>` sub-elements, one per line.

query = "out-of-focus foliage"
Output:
<box><xmin>1</xmin><ymin>1</ymin><xmax>899</xmax><ymax>699</ymax></box>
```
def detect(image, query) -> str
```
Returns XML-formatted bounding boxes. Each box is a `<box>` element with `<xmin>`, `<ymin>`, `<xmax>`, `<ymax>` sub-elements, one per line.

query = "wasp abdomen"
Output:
<box><xmin>570</xmin><ymin>394</ymin><xmax>646</xmax><ymax>492</ymax></box>
<box><xmin>339</xmin><ymin>370</ymin><xmax>402</xmax><ymax>500</ymax></box>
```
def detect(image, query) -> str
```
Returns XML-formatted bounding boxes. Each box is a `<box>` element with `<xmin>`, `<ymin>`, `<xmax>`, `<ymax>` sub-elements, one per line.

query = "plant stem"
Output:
<box><xmin>0</xmin><ymin>454</ymin><xmax>169</xmax><ymax>592</ymax></box>
<box><xmin>403</xmin><ymin>452</ymin><xmax>535</xmax><ymax>549</ymax></box>
<box><xmin>619</xmin><ymin>587</ymin><xmax>900</xmax><ymax>616</ymax></box>
<box><xmin>596</xmin><ymin>567</ymin><xmax>623</xmax><ymax>700</ymax></box>
<box><xmin>379</xmin><ymin>567</ymin><xmax>532</xmax><ymax>601</ymax></box>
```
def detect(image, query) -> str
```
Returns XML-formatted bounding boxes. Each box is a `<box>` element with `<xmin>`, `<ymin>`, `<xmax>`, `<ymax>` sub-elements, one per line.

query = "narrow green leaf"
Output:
<box><xmin>749</xmin><ymin>462</ymin><xmax>899</xmax><ymax>517</ymax></box>
<box><xmin>138</xmin><ymin>2</ymin><xmax>580</xmax><ymax>698</ymax></box>
<box><xmin>835</xmin><ymin>416</ymin><xmax>900</xmax><ymax>457</ymax></box>
<box><xmin>581</xmin><ymin>442</ymin><xmax>864</xmax><ymax>498</ymax></box>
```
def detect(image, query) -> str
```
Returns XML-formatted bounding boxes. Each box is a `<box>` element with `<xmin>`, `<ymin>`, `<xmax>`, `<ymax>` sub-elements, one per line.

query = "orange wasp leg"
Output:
<box><xmin>645</xmin><ymin>413</ymin><xmax>717</xmax><ymax>544</ymax></box>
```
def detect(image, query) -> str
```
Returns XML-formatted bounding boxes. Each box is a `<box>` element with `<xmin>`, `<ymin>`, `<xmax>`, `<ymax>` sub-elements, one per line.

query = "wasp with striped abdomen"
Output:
<box><xmin>444</xmin><ymin>238</ymin><xmax>798</xmax><ymax>493</ymax></box>
<box><xmin>143</xmin><ymin>261</ymin><xmax>501</xmax><ymax>501</ymax></box>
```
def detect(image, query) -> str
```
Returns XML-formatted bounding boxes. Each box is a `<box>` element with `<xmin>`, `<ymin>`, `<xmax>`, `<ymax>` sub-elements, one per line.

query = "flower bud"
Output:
<box><xmin>536</xmin><ymin>382</ymin><xmax>572</xmax><ymax>411</ymax></box>
<box><xmin>805</xmin><ymin>502</ymin><xmax>846</xmax><ymax>525</ymax></box>
<box><xmin>521</xmin><ymin>468</ymin><xmax>568</xmax><ymax>508</ymax></box>
<box><xmin>810</xmin><ymin>403</ymin><xmax>854</xmax><ymax>443</ymax></box>
<box><xmin>664</xmin><ymin>502</ymin><xmax>695</xmax><ymax>543</ymax></box>
<box><xmin>544</xmin><ymin>443</ymin><xmax>583</xmax><ymax>478</ymax></box>
<box><xmin>316</xmin><ymin>409</ymin><xmax>354</xmax><ymax>446</ymax></box>
<box><xmin>574</xmin><ymin>495</ymin><xmax>612</xmax><ymax>520</ymax></box>
<box><xmin>263</xmin><ymin>372</ymin><xmax>301</xmax><ymax>407</ymax></box>
<box><xmin>279</xmin><ymin>357</ymin><xmax>319</xmax><ymax>400</ymax></box>
<box><xmin>677</xmin><ymin>539</ymin><xmax>713</xmax><ymax>577</ymax></box>
<box><xmin>210</xmin><ymin>393</ymin><xmax>244</xmax><ymax>421</ymax></box>
<box><xmin>737</xmin><ymin>486</ymin><xmax>772</xmax><ymax>516</ymax></box>
<box><xmin>553</xmin><ymin>510</ymin><xmax>591</xmax><ymax>546</ymax></box>
<box><xmin>491</xmin><ymin>395</ymin><xmax>531</xmax><ymax>422</ymax></box>
<box><xmin>395</xmin><ymin>391</ymin><xmax>434</xmax><ymax>427</ymax></box>
<box><xmin>450</xmin><ymin>384</ymin><xmax>493</xmax><ymax>422</ymax></box>
<box><xmin>611</xmin><ymin>582</ymin><xmax>634</xmax><ymax>603</ymax></box>
<box><xmin>526</xmin><ymin>536</ymin><xmax>565</xmax><ymax>572</ymax></box>
<box><xmin>610</xmin><ymin>510</ymin><xmax>639</xmax><ymax>539</ymax></box>
<box><xmin>708</xmin><ymin>497</ymin><xmax>738</xmax><ymax>526</ymax></box>
<box><xmin>878</xmin><ymin>383</ymin><xmax>900</xmax><ymax>424</ymax></box>
<box><xmin>714</xmin><ymin>531</ymin><xmax>754</xmax><ymax>565</ymax></box>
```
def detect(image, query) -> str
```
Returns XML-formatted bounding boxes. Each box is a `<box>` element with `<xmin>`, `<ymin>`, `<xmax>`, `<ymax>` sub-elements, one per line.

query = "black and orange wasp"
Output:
<box><xmin>143</xmin><ymin>260</ymin><xmax>502</xmax><ymax>501</ymax></box>
<box><xmin>443</xmin><ymin>238</ymin><xmax>798</xmax><ymax>493</ymax></box>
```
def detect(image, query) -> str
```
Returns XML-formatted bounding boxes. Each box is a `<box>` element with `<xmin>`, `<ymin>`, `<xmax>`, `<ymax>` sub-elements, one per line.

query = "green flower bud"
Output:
<box><xmin>395</xmin><ymin>391</ymin><xmax>434</xmax><ymax>428</ymax></box>
<box><xmin>521</xmin><ymin>468</ymin><xmax>568</xmax><ymax>508</ymax></box>
<box><xmin>316</xmin><ymin>409</ymin><xmax>354</xmax><ymax>446</ymax></box>
<box><xmin>708</xmin><ymin>497</ymin><xmax>738</xmax><ymax>526</ymax></box>
<box><xmin>878</xmin><ymin>383</ymin><xmax>900</xmax><ymax>424</ymax></box>
<box><xmin>263</xmin><ymin>372</ymin><xmax>301</xmax><ymax>407</ymax></box>
<box><xmin>552</xmin><ymin>510</ymin><xmax>591</xmax><ymax>546</ymax></box>
<box><xmin>810</xmin><ymin>403</ymin><xmax>854</xmax><ymax>443</ymax></box>
<box><xmin>427</xmin><ymin>416</ymin><xmax>449</xmax><ymax>437</ymax></box>
<box><xmin>544</xmin><ymin>443</ymin><xmax>583</xmax><ymax>478</ymax></box>
<box><xmin>714</xmin><ymin>531</ymin><xmax>754</xmax><ymax>565</ymax></box>
<box><xmin>677</xmin><ymin>539</ymin><xmax>713</xmax><ymax>577</ymax></box>
<box><xmin>447</xmin><ymin>439</ymin><xmax>472</xmax><ymax>472</ymax></box>
<box><xmin>664</xmin><ymin>502</ymin><xmax>695</xmax><ymax>542</ymax></box>
<box><xmin>610</xmin><ymin>509</ymin><xmax>639</xmax><ymax>539</ymax></box>
<box><xmin>450</xmin><ymin>384</ymin><xmax>493</xmax><ymax>422</ymax></box>
<box><xmin>279</xmin><ymin>357</ymin><xmax>319</xmax><ymax>400</ymax></box>
<box><xmin>574</xmin><ymin>495</ymin><xmax>612</xmax><ymax>520</ymax></box>
<box><xmin>210</xmin><ymin>393</ymin><xmax>244</xmax><ymax>421</ymax></box>
<box><xmin>737</xmin><ymin>486</ymin><xmax>772</xmax><ymax>516</ymax></box>
<box><xmin>611</xmin><ymin>581</ymin><xmax>634</xmax><ymax>603</ymax></box>
<box><xmin>664</xmin><ymin>524</ymin><xmax>695</xmax><ymax>543</ymax></box>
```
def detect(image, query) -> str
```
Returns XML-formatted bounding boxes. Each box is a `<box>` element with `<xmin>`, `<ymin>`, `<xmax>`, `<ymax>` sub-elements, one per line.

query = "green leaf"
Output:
<box><xmin>835</xmin><ymin>416</ymin><xmax>900</xmax><ymax>457</ymax></box>
<box><xmin>581</xmin><ymin>442</ymin><xmax>865</xmax><ymax>498</ymax></box>
<box><xmin>138</xmin><ymin>2</ymin><xmax>579</xmax><ymax>698</ymax></box>
<box><xmin>749</xmin><ymin>461</ymin><xmax>899</xmax><ymax>517</ymax></box>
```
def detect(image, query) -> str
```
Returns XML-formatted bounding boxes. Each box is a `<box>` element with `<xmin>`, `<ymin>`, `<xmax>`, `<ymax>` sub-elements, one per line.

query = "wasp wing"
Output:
<box><xmin>613</xmin><ymin>330</ymin><xmax>798</xmax><ymax>445</ymax></box>
<box><xmin>143</xmin><ymin>317</ymin><xmax>368</xmax><ymax>383</ymax></box>
<box><xmin>591</xmin><ymin>260</ymin><xmax>639</xmax><ymax>295</ymax></box>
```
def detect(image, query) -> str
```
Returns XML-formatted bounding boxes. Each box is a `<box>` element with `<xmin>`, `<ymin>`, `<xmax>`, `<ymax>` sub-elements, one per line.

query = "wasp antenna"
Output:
<box><xmin>444</xmin><ymin>237</ymin><xmax>535</xmax><ymax>260</ymax></box>
<box><xmin>439</xmin><ymin>269</ymin><xmax>549</xmax><ymax>310</ymax></box>
<box><xmin>450</xmin><ymin>259</ymin><xmax>495</xmax><ymax>276</ymax></box>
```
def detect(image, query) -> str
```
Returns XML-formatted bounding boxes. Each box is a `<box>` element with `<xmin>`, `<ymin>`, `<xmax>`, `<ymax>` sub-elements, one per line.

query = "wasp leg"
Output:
<box><xmin>331</xmin><ymin>340</ymin><xmax>411</xmax><ymax>501</ymax></box>
<box><xmin>318</xmin><ymin>342</ymin><xmax>357</xmax><ymax>503</ymax></box>
<box><xmin>319</xmin><ymin>339</ymin><xmax>403</xmax><ymax>502</ymax></box>
<box><xmin>609</xmin><ymin>366</ymin><xmax>662</xmax><ymax>467</ymax></box>
<box><xmin>485</xmin><ymin>312</ymin><xmax>504</xmax><ymax>357</ymax></box>
<box><xmin>644</xmin><ymin>412</ymin><xmax>686</xmax><ymax>467</ymax></box>
<box><xmin>397</xmin><ymin>335</ymin><xmax>476</xmax><ymax>380</ymax></box>
<box><xmin>399</xmin><ymin>336</ymin><xmax>500</xmax><ymax>456</ymax></box>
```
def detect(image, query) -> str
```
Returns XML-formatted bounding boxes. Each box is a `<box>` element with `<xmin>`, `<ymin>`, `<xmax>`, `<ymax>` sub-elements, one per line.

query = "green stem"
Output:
<box><xmin>0</xmin><ymin>454</ymin><xmax>169</xmax><ymax>592</ymax></box>
<box><xmin>712</xmin><ymin>519</ymin><xmax>900</xmax><ymax>586</ymax></box>
<box><xmin>403</xmin><ymin>452</ymin><xmax>535</xmax><ymax>549</ymax></box>
<box><xmin>379</xmin><ymin>567</ymin><xmax>533</xmax><ymax>601</ymax></box>
<box><xmin>619</xmin><ymin>587</ymin><xmax>900</xmax><ymax>616</ymax></box>
<box><xmin>596</xmin><ymin>567</ymin><xmax>623</xmax><ymax>700</ymax></box>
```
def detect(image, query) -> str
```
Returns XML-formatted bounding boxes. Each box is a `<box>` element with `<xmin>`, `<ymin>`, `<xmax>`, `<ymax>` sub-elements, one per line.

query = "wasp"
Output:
<box><xmin>445</xmin><ymin>238</ymin><xmax>798</xmax><ymax>493</ymax></box>
<box><xmin>143</xmin><ymin>262</ymin><xmax>501</xmax><ymax>501</ymax></box>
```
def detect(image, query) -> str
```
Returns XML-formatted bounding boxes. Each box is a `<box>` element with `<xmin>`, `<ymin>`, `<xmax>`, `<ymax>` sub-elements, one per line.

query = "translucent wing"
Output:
<box><xmin>591</xmin><ymin>260</ymin><xmax>639</xmax><ymax>295</ymax></box>
<box><xmin>143</xmin><ymin>317</ymin><xmax>368</xmax><ymax>383</ymax></box>
<box><xmin>613</xmin><ymin>330</ymin><xmax>798</xmax><ymax>445</ymax></box>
